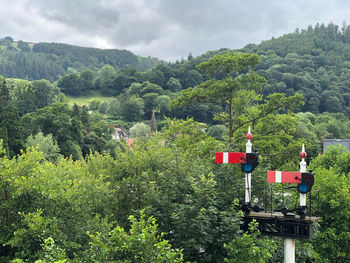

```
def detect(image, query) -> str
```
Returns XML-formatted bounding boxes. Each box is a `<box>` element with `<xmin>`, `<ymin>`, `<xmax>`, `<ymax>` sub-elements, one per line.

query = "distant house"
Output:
<box><xmin>111</xmin><ymin>125</ymin><xmax>135</xmax><ymax>150</ymax></box>
<box><xmin>323</xmin><ymin>139</ymin><xmax>350</xmax><ymax>152</ymax></box>
<box><xmin>111</xmin><ymin>126</ymin><xmax>128</xmax><ymax>141</ymax></box>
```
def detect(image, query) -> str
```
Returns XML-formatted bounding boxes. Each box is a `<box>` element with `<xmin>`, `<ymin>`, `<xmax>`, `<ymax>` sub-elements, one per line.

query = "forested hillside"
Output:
<box><xmin>4</xmin><ymin>22</ymin><xmax>350</xmax><ymax>117</ymax></box>
<box><xmin>47</xmin><ymin>22</ymin><xmax>350</xmax><ymax>117</ymax></box>
<box><xmin>241</xmin><ymin>22</ymin><xmax>350</xmax><ymax>116</ymax></box>
<box><xmin>0</xmin><ymin>37</ymin><xmax>159</xmax><ymax>81</ymax></box>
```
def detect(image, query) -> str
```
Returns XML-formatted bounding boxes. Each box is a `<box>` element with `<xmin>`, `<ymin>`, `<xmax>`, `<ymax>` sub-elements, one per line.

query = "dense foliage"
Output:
<box><xmin>0</xmin><ymin>120</ymin><xmax>248</xmax><ymax>262</ymax></box>
<box><xmin>310</xmin><ymin>146</ymin><xmax>350</xmax><ymax>262</ymax></box>
<box><xmin>1</xmin><ymin>118</ymin><xmax>349</xmax><ymax>262</ymax></box>
<box><xmin>0</xmin><ymin>76</ymin><xmax>114</xmax><ymax>160</ymax></box>
<box><xmin>242</xmin><ymin>23</ymin><xmax>350</xmax><ymax>117</ymax></box>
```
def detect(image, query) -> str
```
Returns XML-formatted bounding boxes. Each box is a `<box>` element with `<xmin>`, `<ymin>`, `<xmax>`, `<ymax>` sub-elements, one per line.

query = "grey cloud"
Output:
<box><xmin>28</xmin><ymin>0</ymin><xmax>120</xmax><ymax>33</ymax></box>
<box><xmin>25</xmin><ymin>0</ymin><xmax>169</xmax><ymax>47</ymax></box>
<box><xmin>1</xmin><ymin>0</ymin><xmax>350</xmax><ymax>61</ymax></box>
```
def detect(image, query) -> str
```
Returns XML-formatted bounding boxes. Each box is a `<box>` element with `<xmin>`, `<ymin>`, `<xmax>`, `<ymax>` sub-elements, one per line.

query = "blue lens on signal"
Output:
<box><xmin>298</xmin><ymin>184</ymin><xmax>308</xmax><ymax>193</ymax></box>
<box><xmin>243</xmin><ymin>163</ymin><xmax>253</xmax><ymax>173</ymax></box>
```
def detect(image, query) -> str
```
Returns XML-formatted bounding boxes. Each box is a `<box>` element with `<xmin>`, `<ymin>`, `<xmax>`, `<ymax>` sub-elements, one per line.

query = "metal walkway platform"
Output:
<box><xmin>243</xmin><ymin>212</ymin><xmax>319</xmax><ymax>239</ymax></box>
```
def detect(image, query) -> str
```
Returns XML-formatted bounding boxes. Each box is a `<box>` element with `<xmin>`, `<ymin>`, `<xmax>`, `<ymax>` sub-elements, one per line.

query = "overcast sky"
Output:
<box><xmin>1</xmin><ymin>0</ymin><xmax>349</xmax><ymax>61</ymax></box>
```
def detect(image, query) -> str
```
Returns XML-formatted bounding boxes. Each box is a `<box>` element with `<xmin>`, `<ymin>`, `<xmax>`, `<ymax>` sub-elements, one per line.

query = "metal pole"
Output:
<box><xmin>300</xmin><ymin>144</ymin><xmax>307</xmax><ymax>207</ymax></box>
<box><xmin>283</xmin><ymin>145</ymin><xmax>306</xmax><ymax>263</ymax></box>
<box><xmin>245</xmin><ymin>126</ymin><xmax>252</xmax><ymax>203</ymax></box>
<box><xmin>284</xmin><ymin>238</ymin><xmax>295</xmax><ymax>263</ymax></box>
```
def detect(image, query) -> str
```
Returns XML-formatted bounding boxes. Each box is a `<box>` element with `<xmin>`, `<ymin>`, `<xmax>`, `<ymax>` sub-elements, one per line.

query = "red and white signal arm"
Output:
<box><xmin>267</xmin><ymin>171</ymin><xmax>302</xmax><ymax>184</ymax></box>
<box><xmin>216</xmin><ymin>152</ymin><xmax>246</xmax><ymax>164</ymax></box>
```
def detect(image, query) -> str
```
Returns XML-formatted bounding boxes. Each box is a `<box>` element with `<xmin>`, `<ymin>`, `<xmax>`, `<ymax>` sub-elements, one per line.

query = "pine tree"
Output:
<box><xmin>1</xmin><ymin>104</ymin><xmax>24</xmax><ymax>156</ymax></box>
<box><xmin>0</xmin><ymin>76</ymin><xmax>24</xmax><ymax>156</ymax></box>
<box><xmin>0</xmin><ymin>76</ymin><xmax>10</xmax><ymax>111</ymax></box>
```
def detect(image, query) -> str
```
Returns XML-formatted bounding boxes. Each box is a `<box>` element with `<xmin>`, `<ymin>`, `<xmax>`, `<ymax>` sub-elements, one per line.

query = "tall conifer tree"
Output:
<box><xmin>0</xmin><ymin>76</ymin><xmax>24</xmax><ymax>156</ymax></box>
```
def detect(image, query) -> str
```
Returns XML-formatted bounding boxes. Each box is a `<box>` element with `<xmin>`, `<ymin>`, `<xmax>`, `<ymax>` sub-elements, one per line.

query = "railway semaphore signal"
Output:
<box><xmin>215</xmin><ymin>126</ymin><xmax>258</xmax><ymax>204</ymax></box>
<box><xmin>215</xmin><ymin>133</ymin><xmax>319</xmax><ymax>263</ymax></box>
<box><xmin>267</xmin><ymin>144</ymin><xmax>315</xmax><ymax>217</ymax></box>
<box><xmin>267</xmin><ymin>170</ymin><xmax>314</xmax><ymax>194</ymax></box>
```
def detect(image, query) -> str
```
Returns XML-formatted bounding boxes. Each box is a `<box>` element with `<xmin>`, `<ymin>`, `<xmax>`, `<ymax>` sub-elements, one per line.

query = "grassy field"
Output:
<box><xmin>67</xmin><ymin>96</ymin><xmax>111</xmax><ymax>107</ymax></box>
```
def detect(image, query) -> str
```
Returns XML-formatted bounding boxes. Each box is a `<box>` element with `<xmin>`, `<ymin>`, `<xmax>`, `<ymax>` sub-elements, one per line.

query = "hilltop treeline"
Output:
<box><xmin>0</xmin><ymin>37</ymin><xmax>158</xmax><ymax>81</ymax></box>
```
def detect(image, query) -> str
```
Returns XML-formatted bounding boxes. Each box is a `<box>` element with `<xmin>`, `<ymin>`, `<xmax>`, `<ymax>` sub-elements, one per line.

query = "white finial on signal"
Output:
<box><xmin>302</xmin><ymin>144</ymin><xmax>305</xmax><ymax>156</ymax></box>
<box><xmin>246</xmin><ymin>126</ymin><xmax>252</xmax><ymax>154</ymax></box>
<box><xmin>300</xmin><ymin>144</ymin><xmax>307</xmax><ymax>173</ymax></box>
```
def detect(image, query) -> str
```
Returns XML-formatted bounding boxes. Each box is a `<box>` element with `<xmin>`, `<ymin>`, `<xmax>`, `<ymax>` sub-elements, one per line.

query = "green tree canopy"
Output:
<box><xmin>25</xmin><ymin>132</ymin><xmax>62</xmax><ymax>163</ymax></box>
<box><xmin>120</xmin><ymin>96</ymin><xmax>145</xmax><ymax>121</ymax></box>
<box><xmin>171</xmin><ymin>52</ymin><xmax>304</xmax><ymax>157</ymax></box>
<box><xmin>129</xmin><ymin>122</ymin><xmax>151</xmax><ymax>138</ymax></box>
<box><xmin>87</xmin><ymin>211</ymin><xmax>183</xmax><ymax>263</ymax></box>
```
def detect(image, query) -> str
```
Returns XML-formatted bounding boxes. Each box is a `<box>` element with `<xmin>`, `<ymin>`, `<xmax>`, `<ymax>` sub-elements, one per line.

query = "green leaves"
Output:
<box><xmin>306</xmin><ymin>147</ymin><xmax>350</xmax><ymax>262</ymax></box>
<box><xmin>6</xmin><ymin>210</ymin><xmax>61</xmax><ymax>262</ymax></box>
<box><xmin>197</xmin><ymin>52</ymin><xmax>261</xmax><ymax>77</ymax></box>
<box><xmin>25</xmin><ymin>132</ymin><xmax>62</xmax><ymax>163</ymax></box>
<box><xmin>0</xmin><ymin>146</ymin><xmax>115</xmax><ymax>261</ymax></box>
<box><xmin>88</xmin><ymin>210</ymin><xmax>184</xmax><ymax>263</ymax></box>
<box><xmin>224</xmin><ymin>220</ymin><xmax>277</xmax><ymax>263</ymax></box>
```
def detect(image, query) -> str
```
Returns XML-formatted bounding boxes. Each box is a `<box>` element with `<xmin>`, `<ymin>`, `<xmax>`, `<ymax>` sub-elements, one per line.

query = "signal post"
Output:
<box><xmin>215</xmin><ymin>126</ymin><xmax>259</xmax><ymax>209</ymax></box>
<box><xmin>215</xmin><ymin>128</ymin><xmax>319</xmax><ymax>263</ymax></box>
<box><xmin>284</xmin><ymin>144</ymin><xmax>307</xmax><ymax>263</ymax></box>
<box><xmin>245</xmin><ymin>127</ymin><xmax>252</xmax><ymax>204</ymax></box>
